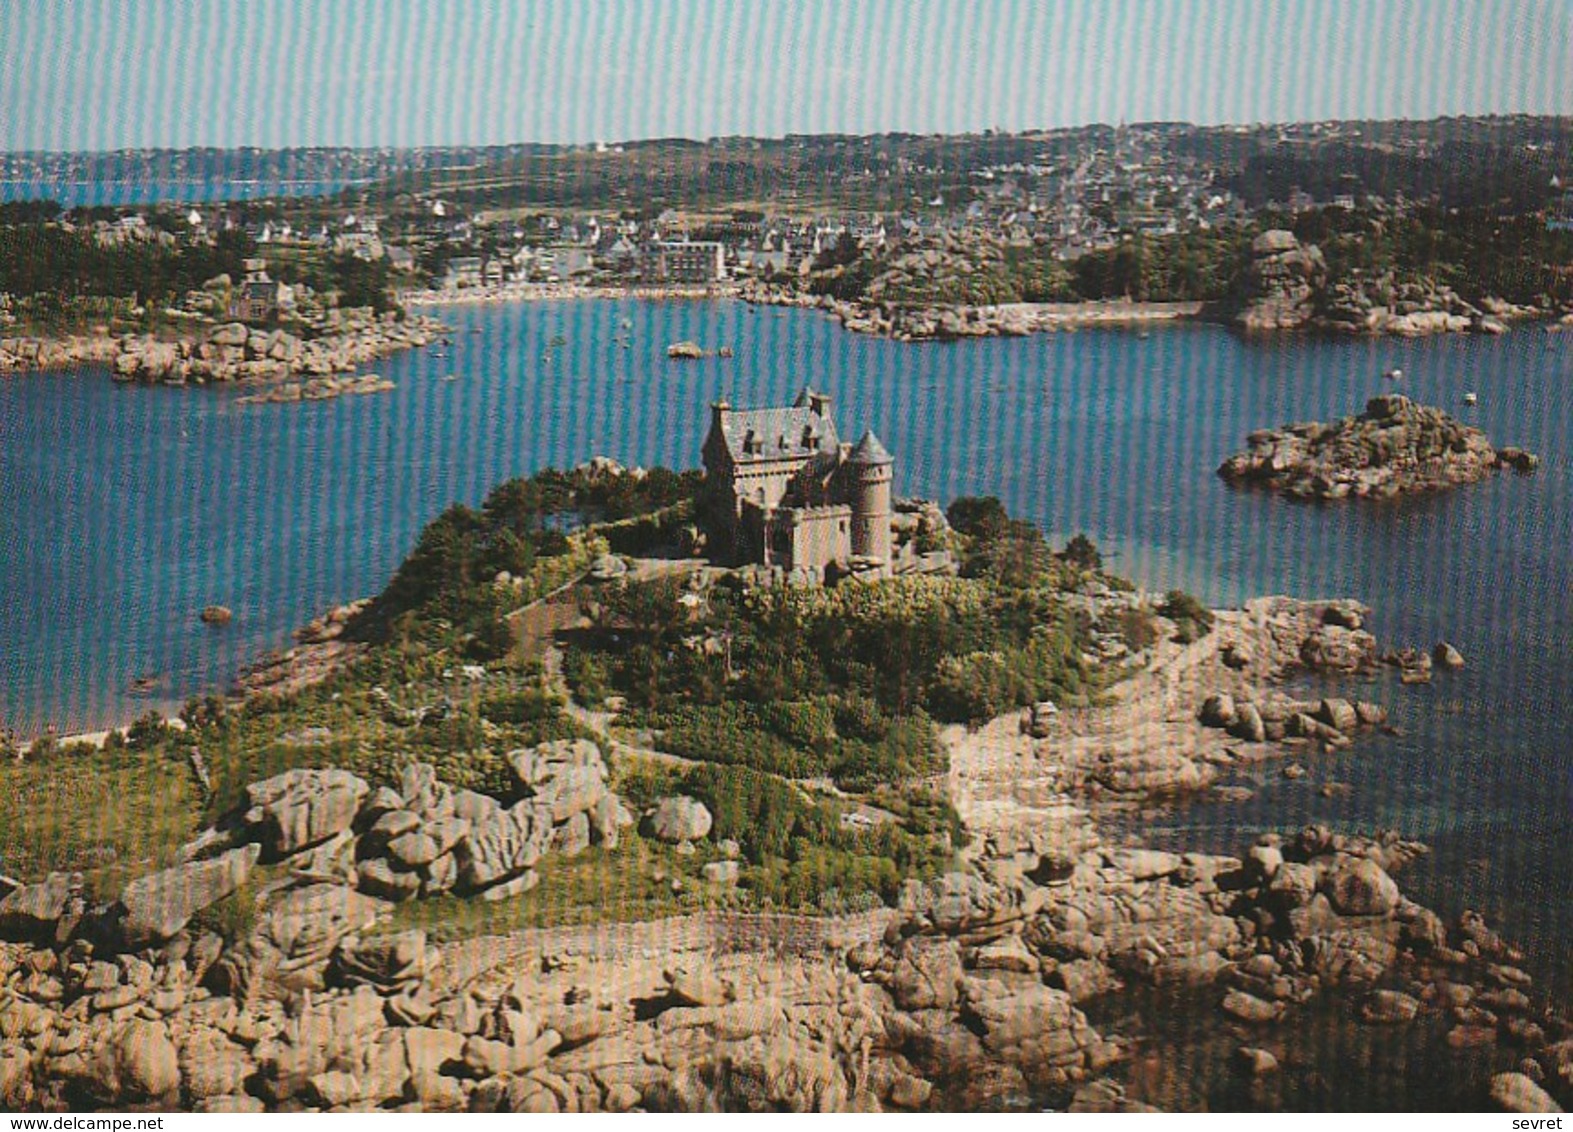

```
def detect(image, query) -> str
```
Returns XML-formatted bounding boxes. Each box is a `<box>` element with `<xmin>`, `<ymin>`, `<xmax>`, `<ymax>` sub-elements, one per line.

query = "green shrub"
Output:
<box><xmin>562</xmin><ymin>649</ymin><xmax>612</xmax><ymax>708</ymax></box>
<box><xmin>682</xmin><ymin>764</ymin><xmax>830</xmax><ymax>864</ymax></box>
<box><xmin>1115</xmin><ymin>607</ymin><xmax>1161</xmax><ymax>652</ymax></box>
<box><xmin>480</xmin><ymin>689</ymin><xmax>563</xmax><ymax>725</ymax></box>
<box><xmin>1157</xmin><ymin>589</ymin><xmax>1216</xmax><ymax>643</ymax></box>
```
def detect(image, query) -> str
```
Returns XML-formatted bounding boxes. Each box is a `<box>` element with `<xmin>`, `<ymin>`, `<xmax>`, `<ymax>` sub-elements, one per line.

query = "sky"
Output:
<box><xmin>2</xmin><ymin>0</ymin><xmax>1570</xmax><ymax>150</ymax></box>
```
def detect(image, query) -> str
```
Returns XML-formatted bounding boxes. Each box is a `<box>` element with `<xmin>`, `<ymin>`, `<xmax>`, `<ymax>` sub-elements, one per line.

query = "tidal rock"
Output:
<box><xmin>1220</xmin><ymin>396</ymin><xmax>1523</xmax><ymax>500</ymax></box>
<box><xmin>1361</xmin><ymin>989</ymin><xmax>1420</xmax><ymax>1024</ymax></box>
<box><xmin>1323</xmin><ymin>857</ymin><xmax>1401</xmax><ymax>917</ymax></box>
<box><xmin>1434</xmin><ymin>641</ymin><xmax>1466</xmax><ymax>669</ymax></box>
<box><xmin>1317</xmin><ymin>697</ymin><xmax>1358</xmax><ymax>733</ymax></box>
<box><xmin>1236</xmin><ymin>1047</ymin><xmax>1280</xmax><ymax>1075</ymax></box>
<box><xmin>1221</xmin><ymin>990</ymin><xmax>1283</xmax><ymax>1024</ymax></box>
<box><xmin>200</xmin><ymin>605</ymin><xmax>234</xmax><ymax>625</ymax></box>
<box><xmin>1232</xmin><ymin>701</ymin><xmax>1267</xmax><ymax>742</ymax></box>
<box><xmin>1491</xmin><ymin>1072</ymin><xmax>1563</xmax><ymax>1113</ymax></box>
<box><xmin>1199</xmin><ymin>692</ymin><xmax>1237</xmax><ymax>728</ymax></box>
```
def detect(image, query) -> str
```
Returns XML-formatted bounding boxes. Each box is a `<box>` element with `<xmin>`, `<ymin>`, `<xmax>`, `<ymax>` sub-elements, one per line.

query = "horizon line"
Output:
<box><xmin>6</xmin><ymin>111</ymin><xmax>1573</xmax><ymax>159</ymax></box>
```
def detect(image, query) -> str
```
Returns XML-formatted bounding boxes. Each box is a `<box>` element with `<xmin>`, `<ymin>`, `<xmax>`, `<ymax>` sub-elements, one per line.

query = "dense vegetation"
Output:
<box><xmin>0</xmin><ymin>223</ymin><xmax>255</xmax><ymax>307</ymax></box>
<box><xmin>353</xmin><ymin>465</ymin><xmax>700</xmax><ymax>650</ymax></box>
<box><xmin>564</xmin><ymin>495</ymin><xmax>1115</xmax><ymax>790</ymax></box>
<box><xmin>0</xmin><ymin>206</ymin><xmax>405</xmax><ymax>328</ymax></box>
<box><xmin>0</xmin><ymin>462</ymin><xmax>1196</xmax><ymax>925</ymax></box>
<box><xmin>1280</xmin><ymin>203</ymin><xmax>1573</xmax><ymax>309</ymax></box>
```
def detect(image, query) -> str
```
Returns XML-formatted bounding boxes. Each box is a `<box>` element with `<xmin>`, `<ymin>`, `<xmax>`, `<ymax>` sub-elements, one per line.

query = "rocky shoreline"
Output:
<box><xmin>3</xmin><ymin>595</ymin><xmax>1566</xmax><ymax>1112</ymax></box>
<box><xmin>737</xmin><ymin>278</ymin><xmax>1200</xmax><ymax>341</ymax></box>
<box><xmin>0</xmin><ymin>308</ymin><xmax>450</xmax><ymax>405</ymax></box>
<box><xmin>1219</xmin><ymin>394</ymin><xmax>1540</xmax><ymax>501</ymax></box>
<box><xmin>1220</xmin><ymin>229</ymin><xmax>1545</xmax><ymax>338</ymax></box>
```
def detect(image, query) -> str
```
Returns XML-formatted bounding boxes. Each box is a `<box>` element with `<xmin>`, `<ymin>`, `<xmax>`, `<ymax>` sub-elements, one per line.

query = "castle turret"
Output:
<box><xmin>848</xmin><ymin>430</ymin><xmax>893</xmax><ymax>563</ymax></box>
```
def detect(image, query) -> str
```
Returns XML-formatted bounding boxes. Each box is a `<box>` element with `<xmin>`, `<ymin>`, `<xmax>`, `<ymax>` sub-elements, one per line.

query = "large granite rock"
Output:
<box><xmin>245</xmin><ymin>768</ymin><xmax>369</xmax><ymax>856</ymax></box>
<box><xmin>455</xmin><ymin>802</ymin><xmax>550</xmax><ymax>890</ymax></box>
<box><xmin>116</xmin><ymin>844</ymin><xmax>261</xmax><ymax>946</ymax></box>
<box><xmin>1230</xmin><ymin>230</ymin><xmax>1328</xmax><ymax>331</ymax></box>
<box><xmin>1322</xmin><ymin>857</ymin><xmax>1401</xmax><ymax>917</ymax></box>
<box><xmin>646</xmin><ymin>797</ymin><xmax>713</xmax><ymax>843</ymax></box>
<box><xmin>0</xmin><ymin>872</ymin><xmax>76</xmax><ymax>936</ymax></box>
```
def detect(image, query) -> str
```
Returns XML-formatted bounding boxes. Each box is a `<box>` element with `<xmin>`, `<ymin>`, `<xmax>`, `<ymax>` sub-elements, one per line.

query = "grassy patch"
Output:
<box><xmin>0</xmin><ymin>746</ymin><xmax>200</xmax><ymax>899</ymax></box>
<box><xmin>386</xmin><ymin>836</ymin><xmax>729</xmax><ymax>941</ymax></box>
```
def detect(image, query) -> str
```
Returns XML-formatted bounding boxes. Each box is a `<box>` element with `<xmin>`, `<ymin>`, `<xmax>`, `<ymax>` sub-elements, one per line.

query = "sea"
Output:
<box><xmin>2</xmin><ymin>297</ymin><xmax>1571</xmax><ymax>1101</ymax></box>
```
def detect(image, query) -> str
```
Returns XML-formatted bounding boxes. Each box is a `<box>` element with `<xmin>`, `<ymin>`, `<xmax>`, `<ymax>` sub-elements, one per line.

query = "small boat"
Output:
<box><xmin>1463</xmin><ymin>392</ymin><xmax>1478</xmax><ymax>405</ymax></box>
<box><xmin>549</xmin><ymin>334</ymin><xmax>567</xmax><ymax>347</ymax></box>
<box><xmin>430</xmin><ymin>350</ymin><xmax>447</xmax><ymax>359</ymax></box>
<box><xmin>444</xmin><ymin>373</ymin><xmax>458</xmax><ymax>382</ymax></box>
<box><xmin>619</xmin><ymin>318</ymin><xmax>633</xmax><ymax>330</ymax></box>
<box><xmin>1384</xmin><ymin>367</ymin><xmax>1403</xmax><ymax>380</ymax></box>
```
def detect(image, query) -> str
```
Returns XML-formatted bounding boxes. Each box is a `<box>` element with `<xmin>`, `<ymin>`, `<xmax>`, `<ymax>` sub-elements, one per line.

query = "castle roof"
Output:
<box><xmin>849</xmin><ymin>430</ymin><xmax>893</xmax><ymax>465</ymax></box>
<box><xmin>713</xmin><ymin>404</ymin><xmax>840</xmax><ymax>466</ymax></box>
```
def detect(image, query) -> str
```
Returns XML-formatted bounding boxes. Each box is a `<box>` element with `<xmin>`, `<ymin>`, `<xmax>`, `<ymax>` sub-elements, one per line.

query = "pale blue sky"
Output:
<box><xmin>3</xmin><ymin>0</ymin><xmax>1570</xmax><ymax>150</ymax></box>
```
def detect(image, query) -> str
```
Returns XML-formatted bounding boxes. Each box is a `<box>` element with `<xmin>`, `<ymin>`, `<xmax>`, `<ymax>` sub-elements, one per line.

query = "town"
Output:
<box><xmin>5</xmin><ymin>116</ymin><xmax>1572</xmax><ymax>341</ymax></box>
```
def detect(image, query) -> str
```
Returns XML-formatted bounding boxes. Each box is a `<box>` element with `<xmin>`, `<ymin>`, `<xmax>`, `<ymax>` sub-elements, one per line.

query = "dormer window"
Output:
<box><xmin>802</xmin><ymin>426</ymin><xmax>818</xmax><ymax>450</ymax></box>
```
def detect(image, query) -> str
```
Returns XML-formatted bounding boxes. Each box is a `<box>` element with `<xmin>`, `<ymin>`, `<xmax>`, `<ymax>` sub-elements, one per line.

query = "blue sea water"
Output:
<box><xmin>1</xmin><ymin>299</ymin><xmax>1570</xmax><ymax>988</ymax></box>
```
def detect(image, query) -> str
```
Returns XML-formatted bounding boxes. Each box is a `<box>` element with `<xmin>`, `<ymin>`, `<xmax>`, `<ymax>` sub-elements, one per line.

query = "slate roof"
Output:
<box><xmin>849</xmin><ymin>430</ymin><xmax>893</xmax><ymax>465</ymax></box>
<box><xmin>716</xmin><ymin>404</ymin><xmax>840</xmax><ymax>465</ymax></box>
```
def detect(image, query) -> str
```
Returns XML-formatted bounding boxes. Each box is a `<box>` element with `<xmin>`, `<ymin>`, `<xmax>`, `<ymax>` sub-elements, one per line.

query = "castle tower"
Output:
<box><xmin>848</xmin><ymin>430</ymin><xmax>893</xmax><ymax>564</ymax></box>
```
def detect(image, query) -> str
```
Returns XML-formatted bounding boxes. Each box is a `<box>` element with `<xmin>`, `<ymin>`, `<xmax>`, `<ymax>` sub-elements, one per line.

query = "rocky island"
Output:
<box><xmin>2</xmin><ymin>451</ymin><xmax>1566</xmax><ymax>1113</ymax></box>
<box><xmin>1218</xmin><ymin>394</ymin><xmax>1540</xmax><ymax>501</ymax></box>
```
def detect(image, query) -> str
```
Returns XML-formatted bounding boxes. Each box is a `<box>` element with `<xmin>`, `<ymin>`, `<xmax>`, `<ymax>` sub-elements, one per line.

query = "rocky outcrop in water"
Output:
<box><xmin>2</xmin><ymin>309</ymin><xmax>448</xmax><ymax>403</ymax></box>
<box><xmin>1219</xmin><ymin>395</ymin><xmax>1538</xmax><ymax>500</ymax></box>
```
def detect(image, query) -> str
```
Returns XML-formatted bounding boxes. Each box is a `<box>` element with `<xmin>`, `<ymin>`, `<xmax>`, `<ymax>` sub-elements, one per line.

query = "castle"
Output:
<box><xmin>700</xmin><ymin>388</ymin><xmax>900</xmax><ymax>581</ymax></box>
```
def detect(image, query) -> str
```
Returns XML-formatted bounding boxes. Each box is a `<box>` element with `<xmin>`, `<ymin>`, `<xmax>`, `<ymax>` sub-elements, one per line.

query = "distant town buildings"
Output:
<box><xmin>644</xmin><ymin>240</ymin><xmax>727</xmax><ymax>284</ymax></box>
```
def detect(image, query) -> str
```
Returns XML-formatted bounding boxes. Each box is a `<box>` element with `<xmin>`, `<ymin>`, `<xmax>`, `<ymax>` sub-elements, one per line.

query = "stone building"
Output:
<box><xmin>228</xmin><ymin>259</ymin><xmax>280</xmax><ymax>323</ymax></box>
<box><xmin>701</xmin><ymin>388</ymin><xmax>897</xmax><ymax>580</ymax></box>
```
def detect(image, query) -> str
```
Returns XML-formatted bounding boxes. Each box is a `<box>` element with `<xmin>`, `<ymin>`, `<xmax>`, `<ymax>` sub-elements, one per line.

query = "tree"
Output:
<box><xmin>946</xmin><ymin>496</ymin><xmax>1010</xmax><ymax>540</ymax></box>
<box><xmin>1061</xmin><ymin>534</ymin><xmax>1103</xmax><ymax>571</ymax></box>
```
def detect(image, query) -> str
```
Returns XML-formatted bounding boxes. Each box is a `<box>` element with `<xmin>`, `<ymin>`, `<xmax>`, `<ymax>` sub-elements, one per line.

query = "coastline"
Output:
<box><xmin>3</xmin><ymin>593</ymin><xmax>1567</xmax><ymax>1111</ymax></box>
<box><xmin>0</xmin><ymin>309</ymin><xmax>452</xmax><ymax>401</ymax></box>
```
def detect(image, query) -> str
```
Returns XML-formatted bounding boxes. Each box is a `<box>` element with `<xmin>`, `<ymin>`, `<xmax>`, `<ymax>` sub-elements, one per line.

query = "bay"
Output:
<box><xmin>1</xmin><ymin>297</ymin><xmax>1569</xmax><ymax>990</ymax></box>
